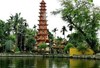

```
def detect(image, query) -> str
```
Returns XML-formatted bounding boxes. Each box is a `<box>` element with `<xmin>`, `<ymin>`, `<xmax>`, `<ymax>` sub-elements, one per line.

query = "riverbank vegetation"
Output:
<box><xmin>0</xmin><ymin>0</ymin><xmax>100</xmax><ymax>56</ymax></box>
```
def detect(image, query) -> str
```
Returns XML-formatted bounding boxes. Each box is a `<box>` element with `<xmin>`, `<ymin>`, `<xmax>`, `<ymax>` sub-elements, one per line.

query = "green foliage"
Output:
<box><xmin>7</xmin><ymin>13</ymin><xmax>28</xmax><ymax>51</ymax></box>
<box><xmin>25</xmin><ymin>28</ymin><xmax>36</xmax><ymax>51</ymax></box>
<box><xmin>38</xmin><ymin>42</ymin><xmax>47</xmax><ymax>49</ymax></box>
<box><xmin>52</xmin><ymin>0</ymin><xmax>100</xmax><ymax>52</ymax></box>
<box><xmin>48</xmin><ymin>30</ymin><xmax>54</xmax><ymax>41</ymax></box>
<box><xmin>15</xmin><ymin>46</ymin><xmax>20</xmax><ymax>53</ymax></box>
<box><xmin>0</xmin><ymin>20</ymin><xmax>7</xmax><ymax>45</ymax></box>
<box><xmin>77</xmin><ymin>45</ymin><xmax>88</xmax><ymax>54</ymax></box>
<box><xmin>8</xmin><ymin>35</ymin><xmax>16</xmax><ymax>43</ymax></box>
<box><xmin>56</xmin><ymin>37</ymin><xmax>63</xmax><ymax>45</ymax></box>
<box><xmin>68</xmin><ymin>32</ymin><xmax>86</xmax><ymax>47</ymax></box>
<box><xmin>5</xmin><ymin>40</ymin><xmax>14</xmax><ymax>52</ymax></box>
<box><xmin>74</xmin><ymin>0</ymin><xmax>93</xmax><ymax>2</ymax></box>
<box><xmin>64</xmin><ymin>43</ymin><xmax>74</xmax><ymax>52</ymax></box>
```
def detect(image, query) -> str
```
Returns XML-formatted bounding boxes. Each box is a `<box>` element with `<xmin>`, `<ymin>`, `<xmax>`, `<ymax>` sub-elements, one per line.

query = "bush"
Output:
<box><xmin>77</xmin><ymin>45</ymin><xmax>88</xmax><ymax>54</ymax></box>
<box><xmin>5</xmin><ymin>40</ymin><xmax>14</xmax><ymax>52</ymax></box>
<box><xmin>64</xmin><ymin>43</ymin><xmax>74</xmax><ymax>52</ymax></box>
<box><xmin>38</xmin><ymin>42</ymin><xmax>47</xmax><ymax>49</ymax></box>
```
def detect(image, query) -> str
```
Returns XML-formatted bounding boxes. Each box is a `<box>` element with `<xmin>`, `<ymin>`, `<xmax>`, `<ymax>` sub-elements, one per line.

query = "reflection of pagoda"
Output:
<box><xmin>36</xmin><ymin>0</ymin><xmax>49</xmax><ymax>46</ymax></box>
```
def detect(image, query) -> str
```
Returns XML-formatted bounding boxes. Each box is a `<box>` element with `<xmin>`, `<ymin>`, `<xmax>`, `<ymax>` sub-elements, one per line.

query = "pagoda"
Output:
<box><xmin>36</xmin><ymin>0</ymin><xmax>49</xmax><ymax>46</ymax></box>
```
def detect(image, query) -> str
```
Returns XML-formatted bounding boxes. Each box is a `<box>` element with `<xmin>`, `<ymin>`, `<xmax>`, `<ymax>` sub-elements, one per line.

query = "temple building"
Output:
<box><xmin>36</xmin><ymin>0</ymin><xmax>49</xmax><ymax>46</ymax></box>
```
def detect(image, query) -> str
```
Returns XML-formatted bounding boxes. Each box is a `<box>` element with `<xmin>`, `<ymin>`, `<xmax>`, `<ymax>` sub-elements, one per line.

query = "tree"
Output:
<box><xmin>48</xmin><ymin>30</ymin><xmax>54</xmax><ymax>41</ymax></box>
<box><xmin>52</xmin><ymin>0</ymin><xmax>100</xmax><ymax>52</ymax></box>
<box><xmin>61</xmin><ymin>26</ymin><xmax>67</xmax><ymax>39</ymax></box>
<box><xmin>7</xmin><ymin>13</ymin><xmax>28</xmax><ymax>51</ymax></box>
<box><xmin>0</xmin><ymin>20</ymin><xmax>6</xmax><ymax>45</ymax></box>
<box><xmin>33</xmin><ymin>25</ymin><xmax>37</xmax><ymax>29</ymax></box>
<box><xmin>0</xmin><ymin>20</ymin><xmax>7</xmax><ymax>52</ymax></box>
<box><xmin>33</xmin><ymin>25</ymin><xmax>37</xmax><ymax>36</ymax></box>
<box><xmin>52</xmin><ymin>28</ymin><xmax>58</xmax><ymax>38</ymax></box>
<box><xmin>25</xmin><ymin>28</ymin><xmax>36</xmax><ymax>52</ymax></box>
<box><xmin>68</xmin><ymin>32</ymin><xmax>86</xmax><ymax>47</ymax></box>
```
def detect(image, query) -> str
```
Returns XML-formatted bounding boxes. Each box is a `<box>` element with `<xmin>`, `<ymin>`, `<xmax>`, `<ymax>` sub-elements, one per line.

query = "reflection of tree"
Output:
<box><xmin>14</xmin><ymin>57</ymin><xmax>34</xmax><ymax>68</ymax></box>
<box><xmin>0</xmin><ymin>58</ymin><xmax>11</xmax><ymax>68</ymax></box>
<box><xmin>70</xmin><ymin>59</ymin><xmax>96</xmax><ymax>68</ymax></box>
<box><xmin>35</xmin><ymin>57</ymin><xmax>48</xmax><ymax>68</ymax></box>
<box><xmin>92</xmin><ymin>60</ymin><xmax>100</xmax><ymax>68</ymax></box>
<box><xmin>53</xmin><ymin>58</ymin><xmax>69</xmax><ymax>68</ymax></box>
<box><xmin>0</xmin><ymin>57</ymin><xmax>35</xmax><ymax>68</ymax></box>
<box><xmin>0</xmin><ymin>57</ymin><xmax>100</xmax><ymax>68</ymax></box>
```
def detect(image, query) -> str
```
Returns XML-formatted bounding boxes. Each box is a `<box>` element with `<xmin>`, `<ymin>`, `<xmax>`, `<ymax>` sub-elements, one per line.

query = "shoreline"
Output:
<box><xmin>0</xmin><ymin>53</ymin><xmax>100</xmax><ymax>60</ymax></box>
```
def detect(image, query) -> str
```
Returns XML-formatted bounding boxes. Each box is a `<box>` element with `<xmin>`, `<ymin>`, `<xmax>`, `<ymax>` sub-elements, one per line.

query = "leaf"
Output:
<box><xmin>74</xmin><ymin>0</ymin><xmax>77</xmax><ymax>2</ymax></box>
<box><xmin>88</xmin><ymin>0</ymin><xmax>93</xmax><ymax>2</ymax></box>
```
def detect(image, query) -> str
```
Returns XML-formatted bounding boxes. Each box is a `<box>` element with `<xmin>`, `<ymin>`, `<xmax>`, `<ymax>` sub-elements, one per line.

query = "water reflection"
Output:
<box><xmin>0</xmin><ymin>57</ymin><xmax>100</xmax><ymax>68</ymax></box>
<box><xmin>70</xmin><ymin>59</ymin><xmax>100</xmax><ymax>68</ymax></box>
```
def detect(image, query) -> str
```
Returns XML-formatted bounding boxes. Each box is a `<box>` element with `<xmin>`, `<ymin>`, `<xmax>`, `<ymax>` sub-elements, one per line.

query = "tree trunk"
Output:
<box><xmin>67</xmin><ymin>16</ymin><xmax>96</xmax><ymax>53</ymax></box>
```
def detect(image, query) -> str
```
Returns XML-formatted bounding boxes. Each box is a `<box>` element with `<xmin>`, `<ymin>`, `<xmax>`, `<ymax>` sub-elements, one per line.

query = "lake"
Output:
<box><xmin>0</xmin><ymin>57</ymin><xmax>100</xmax><ymax>68</ymax></box>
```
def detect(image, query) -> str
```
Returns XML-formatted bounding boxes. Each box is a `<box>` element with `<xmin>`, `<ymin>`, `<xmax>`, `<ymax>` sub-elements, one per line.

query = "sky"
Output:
<box><xmin>0</xmin><ymin>0</ymin><xmax>100</xmax><ymax>39</ymax></box>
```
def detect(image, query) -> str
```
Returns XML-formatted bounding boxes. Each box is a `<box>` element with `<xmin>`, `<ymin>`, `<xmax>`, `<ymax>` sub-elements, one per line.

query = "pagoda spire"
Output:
<box><xmin>36</xmin><ymin>0</ymin><xmax>49</xmax><ymax>46</ymax></box>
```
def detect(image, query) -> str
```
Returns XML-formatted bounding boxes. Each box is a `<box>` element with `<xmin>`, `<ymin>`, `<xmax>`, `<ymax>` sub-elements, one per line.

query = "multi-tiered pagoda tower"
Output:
<box><xmin>36</xmin><ymin>0</ymin><xmax>49</xmax><ymax>46</ymax></box>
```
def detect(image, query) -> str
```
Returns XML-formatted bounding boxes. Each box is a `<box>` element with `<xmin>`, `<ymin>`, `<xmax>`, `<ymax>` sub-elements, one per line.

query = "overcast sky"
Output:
<box><xmin>0</xmin><ymin>0</ymin><xmax>100</xmax><ymax>38</ymax></box>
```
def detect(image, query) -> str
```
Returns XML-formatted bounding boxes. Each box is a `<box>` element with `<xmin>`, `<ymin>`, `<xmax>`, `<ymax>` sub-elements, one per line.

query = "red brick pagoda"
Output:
<box><xmin>36</xmin><ymin>0</ymin><xmax>49</xmax><ymax>46</ymax></box>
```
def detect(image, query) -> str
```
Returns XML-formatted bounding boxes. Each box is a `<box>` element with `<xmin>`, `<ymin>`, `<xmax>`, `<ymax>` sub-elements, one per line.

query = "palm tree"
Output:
<box><xmin>33</xmin><ymin>25</ymin><xmax>37</xmax><ymax>29</ymax></box>
<box><xmin>33</xmin><ymin>25</ymin><xmax>37</xmax><ymax>36</ymax></box>
<box><xmin>52</xmin><ymin>28</ymin><xmax>58</xmax><ymax>38</ymax></box>
<box><xmin>68</xmin><ymin>24</ymin><xmax>73</xmax><ymax>31</ymax></box>
<box><xmin>61</xmin><ymin>26</ymin><xmax>67</xmax><ymax>39</ymax></box>
<box><xmin>7</xmin><ymin>13</ymin><xmax>28</xmax><ymax>51</ymax></box>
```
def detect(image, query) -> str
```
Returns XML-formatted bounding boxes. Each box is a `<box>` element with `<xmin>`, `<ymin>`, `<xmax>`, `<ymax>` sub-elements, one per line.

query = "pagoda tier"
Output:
<box><xmin>36</xmin><ymin>0</ymin><xmax>49</xmax><ymax>46</ymax></box>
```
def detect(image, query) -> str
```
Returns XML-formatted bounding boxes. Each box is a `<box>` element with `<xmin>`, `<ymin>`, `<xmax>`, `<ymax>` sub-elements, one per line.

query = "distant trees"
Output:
<box><xmin>0</xmin><ymin>20</ymin><xmax>6</xmax><ymax>45</ymax></box>
<box><xmin>0</xmin><ymin>13</ymin><xmax>37</xmax><ymax>53</ymax></box>
<box><xmin>52</xmin><ymin>28</ymin><xmax>58</xmax><ymax>38</ymax></box>
<box><xmin>61</xmin><ymin>26</ymin><xmax>67</xmax><ymax>39</ymax></box>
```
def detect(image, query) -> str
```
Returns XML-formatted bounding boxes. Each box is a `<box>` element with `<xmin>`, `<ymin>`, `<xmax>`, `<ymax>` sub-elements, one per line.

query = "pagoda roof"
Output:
<box><xmin>39</xmin><ymin>8</ymin><xmax>47</xmax><ymax>11</ymax></box>
<box><xmin>37</xmin><ymin>34</ymin><xmax>48</xmax><ymax>36</ymax></box>
<box><xmin>37</xmin><ymin>29</ymin><xmax>48</xmax><ymax>31</ymax></box>
<box><xmin>38</xmin><ymin>20</ymin><xmax>47</xmax><ymax>21</ymax></box>
<box><xmin>38</xmin><ymin>24</ymin><xmax>48</xmax><ymax>26</ymax></box>
<box><xmin>40</xmin><ymin>5</ymin><xmax>46</xmax><ymax>7</ymax></box>
<box><xmin>40</xmin><ymin>0</ymin><xmax>46</xmax><ymax>4</ymax></box>
<box><xmin>39</xmin><ymin>12</ymin><xmax>46</xmax><ymax>14</ymax></box>
<box><xmin>38</xmin><ymin>16</ymin><xmax>47</xmax><ymax>17</ymax></box>
<box><xmin>36</xmin><ymin>39</ymin><xmax>49</xmax><ymax>43</ymax></box>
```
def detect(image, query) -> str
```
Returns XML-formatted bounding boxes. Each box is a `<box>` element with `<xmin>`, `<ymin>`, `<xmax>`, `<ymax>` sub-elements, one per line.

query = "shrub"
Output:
<box><xmin>64</xmin><ymin>43</ymin><xmax>74</xmax><ymax>52</ymax></box>
<box><xmin>38</xmin><ymin>42</ymin><xmax>47</xmax><ymax>49</ymax></box>
<box><xmin>77</xmin><ymin>45</ymin><xmax>88</xmax><ymax>54</ymax></box>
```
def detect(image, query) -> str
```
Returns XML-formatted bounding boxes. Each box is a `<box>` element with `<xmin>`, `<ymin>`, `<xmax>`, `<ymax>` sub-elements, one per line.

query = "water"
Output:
<box><xmin>0</xmin><ymin>57</ymin><xmax>100</xmax><ymax>68</ymax></box>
